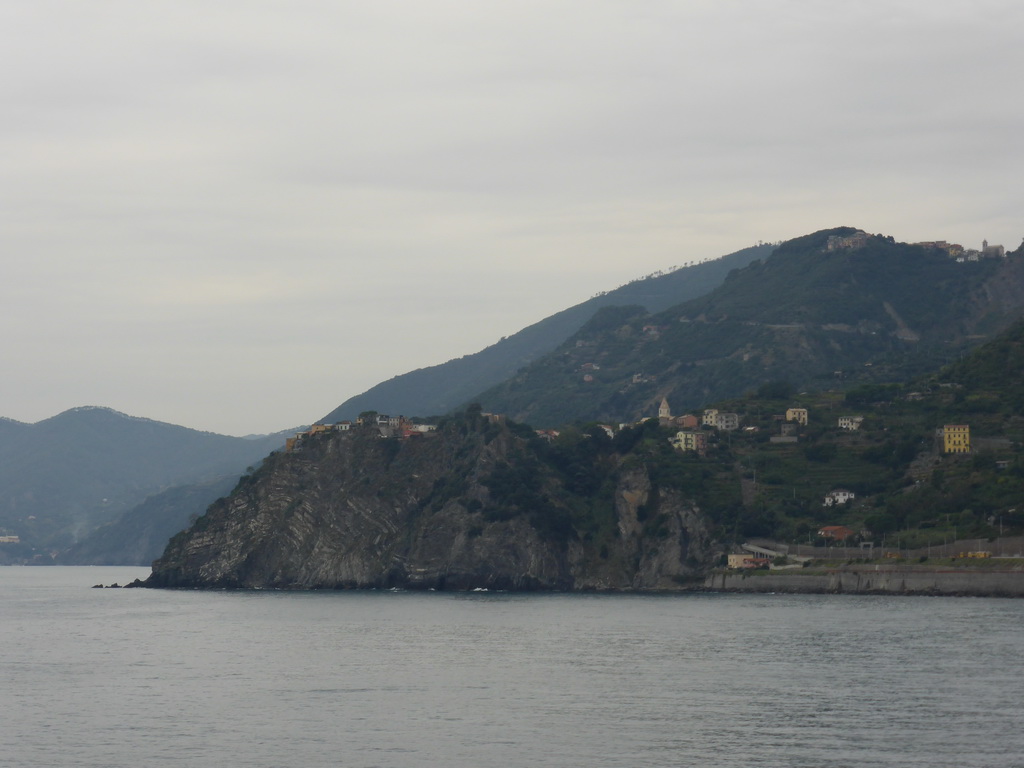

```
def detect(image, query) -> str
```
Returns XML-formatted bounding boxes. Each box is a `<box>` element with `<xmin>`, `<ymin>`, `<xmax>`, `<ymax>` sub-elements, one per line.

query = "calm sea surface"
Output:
<box><xmin>2</xmin><ymin>567</ymin><xmax>1023</xmax><ymax>768</ymax></box>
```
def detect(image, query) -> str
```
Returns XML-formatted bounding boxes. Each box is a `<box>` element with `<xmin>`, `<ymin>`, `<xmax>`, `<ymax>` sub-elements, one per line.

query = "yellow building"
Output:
<box><xmin>786</xmin><ymin>407</ymin><xmax>808</xmax><ymax>426</ymax></box>
<box><xmin>943</xmin><ymin>424</ymin><xmax>970</xmax><ymax>454</ymax></box>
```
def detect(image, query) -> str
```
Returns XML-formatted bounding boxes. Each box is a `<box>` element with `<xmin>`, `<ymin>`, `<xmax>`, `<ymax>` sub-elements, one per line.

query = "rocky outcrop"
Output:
<box><xmin>147</xmin><ymin>417</ymin><xmax>719</xmax><ymax>591</ymax></box>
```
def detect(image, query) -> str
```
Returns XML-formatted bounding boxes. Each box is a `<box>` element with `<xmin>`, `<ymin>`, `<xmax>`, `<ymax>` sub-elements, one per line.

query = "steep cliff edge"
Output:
<box><xmin>147</xmin><ymin>414</ymin><xmax>719</xmax><ymax>590</ymax></box>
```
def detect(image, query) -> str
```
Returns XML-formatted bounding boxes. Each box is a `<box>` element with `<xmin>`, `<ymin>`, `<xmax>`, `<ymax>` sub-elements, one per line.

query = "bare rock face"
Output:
<box><xmin>147</xmin><ymin>418</ymin><xmax>719</xmax><ymax>591</ymax></box>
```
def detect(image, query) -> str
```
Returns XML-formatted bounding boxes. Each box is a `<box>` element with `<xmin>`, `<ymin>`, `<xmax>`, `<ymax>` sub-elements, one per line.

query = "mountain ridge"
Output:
<box><xmin>0</xmin><ymin>407</ymin><xmax>295</xmax><ymax>561</ymax></box>
<box><xmin>322</xmin><ymin>243</ymin><xmax>774</xmax><ymax>421</ymax></box>
<box><xmin>470</xmin><ymin>228</ymin><xmax>1024</xmax><ymax>426</ymax></box>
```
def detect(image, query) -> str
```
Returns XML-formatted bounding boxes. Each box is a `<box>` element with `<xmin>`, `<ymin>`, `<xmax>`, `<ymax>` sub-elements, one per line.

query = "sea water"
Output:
<box><xmin>2</xmin><ymin>566</ymin><xmax>1023</xmax><ymax>768</ymax></box>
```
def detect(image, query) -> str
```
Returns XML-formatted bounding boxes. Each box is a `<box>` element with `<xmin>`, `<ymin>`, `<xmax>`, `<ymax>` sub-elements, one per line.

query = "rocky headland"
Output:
<box><xmin>146</xmin><ymin>413</ymin><xmax>718</xmax><ymax>590</ymax></box>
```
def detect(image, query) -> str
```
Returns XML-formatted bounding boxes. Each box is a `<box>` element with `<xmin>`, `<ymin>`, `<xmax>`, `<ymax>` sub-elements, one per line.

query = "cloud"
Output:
<box><xmin>2</xmin><ymin>0</ymin><xmax>1022</xmax><ymax>433</ymax></box>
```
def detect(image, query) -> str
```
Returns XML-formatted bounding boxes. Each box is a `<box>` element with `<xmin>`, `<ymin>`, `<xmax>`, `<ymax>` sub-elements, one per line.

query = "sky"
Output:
<box><xmin>3</xmin><ymin>1</ymin><xmax>1022</xmax><ymax>436</ymax></box>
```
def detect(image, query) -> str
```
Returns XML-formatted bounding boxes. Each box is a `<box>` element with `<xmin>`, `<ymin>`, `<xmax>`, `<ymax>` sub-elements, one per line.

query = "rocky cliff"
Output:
<box><xmin>147</xmin><ymin>414</ymin><xmax>719</xmax><ymax>590</ymax></box>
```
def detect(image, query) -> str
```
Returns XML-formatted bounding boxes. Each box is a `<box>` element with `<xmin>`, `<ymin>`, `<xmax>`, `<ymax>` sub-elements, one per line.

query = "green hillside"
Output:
<box><xmin>590</xmin><ymin>318</ymin><xmax>1024</xmax><ymax>552</ymax></box>
<box><xmin>322</xmin><ymin>243</ymin><xmax>774</xmax><ymax>421</ymax></box>
<box><xmin>473</xmin><ymin>228</ymin><xmax>1024</xmax><ymax>427</ymax></box>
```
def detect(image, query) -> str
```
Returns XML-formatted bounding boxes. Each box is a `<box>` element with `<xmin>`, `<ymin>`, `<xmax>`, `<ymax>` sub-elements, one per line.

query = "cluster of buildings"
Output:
<box><xmin>285</xmin><ymin>415</ymin><xmax>438</xmax><ymax>452</ymax></box>
<box><xmin>827</xmin><ymin>229</ymin><xmax>1013</xmax><ymax>262</ymax></box>
<box><xmin>663</xmin><ymin>400</ymin><xmax>831</xmax><ymax>454</ymax></box>
<box><xmin>915</xmin><ymin>238</ymin><xmax>1008</xmax><ymax>261</ymax></box>
<box><xmin>826</xmin><ymin>231</ymin><xmax>873</xmax><ymax>251</ymax></box>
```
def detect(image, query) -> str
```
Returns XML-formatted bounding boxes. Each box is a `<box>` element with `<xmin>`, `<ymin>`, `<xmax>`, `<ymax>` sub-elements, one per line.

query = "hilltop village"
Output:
<box><xmin>286</xmin><ymin>413</ymin><xmax>440</xmax><ymax>451</ymax></box>
<box><xmin>833</xmin><ymin>230</ymin><xmax>1011</xmax><ymax>261</ymax></box>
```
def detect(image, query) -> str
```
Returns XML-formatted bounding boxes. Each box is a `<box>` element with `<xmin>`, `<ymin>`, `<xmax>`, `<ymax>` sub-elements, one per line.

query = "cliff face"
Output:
<box><xmin>147</xmin><ymin>417</ymin><xmax>719</xmax><ymax>590</ymax></box>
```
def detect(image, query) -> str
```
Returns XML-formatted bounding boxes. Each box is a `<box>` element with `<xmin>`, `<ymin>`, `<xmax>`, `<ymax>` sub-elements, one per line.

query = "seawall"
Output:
<box><xmin>703</xmin><ymin>565</ymin><xmax>1024</xmax><ymax>597</ymax></box>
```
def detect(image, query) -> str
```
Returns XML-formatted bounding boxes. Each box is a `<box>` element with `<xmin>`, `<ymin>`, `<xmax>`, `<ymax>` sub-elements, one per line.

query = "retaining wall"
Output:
<box><xmin>703</xmin><ymin>565</ymin><xmax>1024</xmax><ymax>597</ymax></box>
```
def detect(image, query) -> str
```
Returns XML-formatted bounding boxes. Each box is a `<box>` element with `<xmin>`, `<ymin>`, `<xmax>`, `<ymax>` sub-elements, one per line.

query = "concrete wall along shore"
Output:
<box><xmin>704</xmin><ymin>564</ymin><xmax>1024</xmax><ymax>597</ymax></box>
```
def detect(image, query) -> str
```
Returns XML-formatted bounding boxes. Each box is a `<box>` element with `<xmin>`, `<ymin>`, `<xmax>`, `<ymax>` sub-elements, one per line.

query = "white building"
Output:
<box><xmin>715</xmin><ymin>412</ymin><xmax>740</xmax><ymax>431</ymax></box>
<box><xmin>823</xmin><ymin>489</ymin><xmax>856</xmax><ymax>507</ymax></box>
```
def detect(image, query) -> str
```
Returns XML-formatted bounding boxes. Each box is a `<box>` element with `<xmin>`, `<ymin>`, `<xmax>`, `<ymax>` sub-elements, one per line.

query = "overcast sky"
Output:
<box><xmin>3</xmin><ymin>1</ymin><xmax>1021</xmax><ymax>435</ymax></box>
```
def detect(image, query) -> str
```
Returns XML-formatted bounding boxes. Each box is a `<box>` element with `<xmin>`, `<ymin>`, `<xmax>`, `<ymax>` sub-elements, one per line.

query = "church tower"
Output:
<box><xmin>659</xmin><ymin>398</ymin><xmax>671</xmax><ymax>422</ymax></box>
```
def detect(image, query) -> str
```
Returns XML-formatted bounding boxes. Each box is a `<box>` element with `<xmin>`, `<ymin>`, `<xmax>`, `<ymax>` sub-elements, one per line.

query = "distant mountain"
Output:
<box><xmin>322</xmin><ymin>243</ymin><xmax>774</xmax><ymax>421</ymax></box>
<box><xmin>0</xmin><ymin>406</ymin><xmax>291</xmax><ymax>560</ymax></box>
<box><xmin>471</xmin><ymin>228</ymin><xmax>1024</xmax><ymax>426</ymax></box>
<box><xmin>56</xmin><ymin>475</ymin><xmax>240</xmax><ymax>566</ymax></box>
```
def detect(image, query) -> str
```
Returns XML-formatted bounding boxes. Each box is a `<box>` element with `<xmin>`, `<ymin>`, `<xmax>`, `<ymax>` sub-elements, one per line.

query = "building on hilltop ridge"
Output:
<box><xmin>826</xmin><ymin>231</ymin><xmax>870</xmax><ymax>251</ymax></box>
<box><xmin>981</xmin><ymin>239</ymin><xmax>1006</xmax><ymax>258</ymax></box>
<box><xmin>286</xmin><ymin>421</ymin><xmax>354</xmax><ymax>451</ymax></box>
<box><xmin>915</xmin><ymin>240</ymin><xmax>964</xmax><ymax>257</ymax></box>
